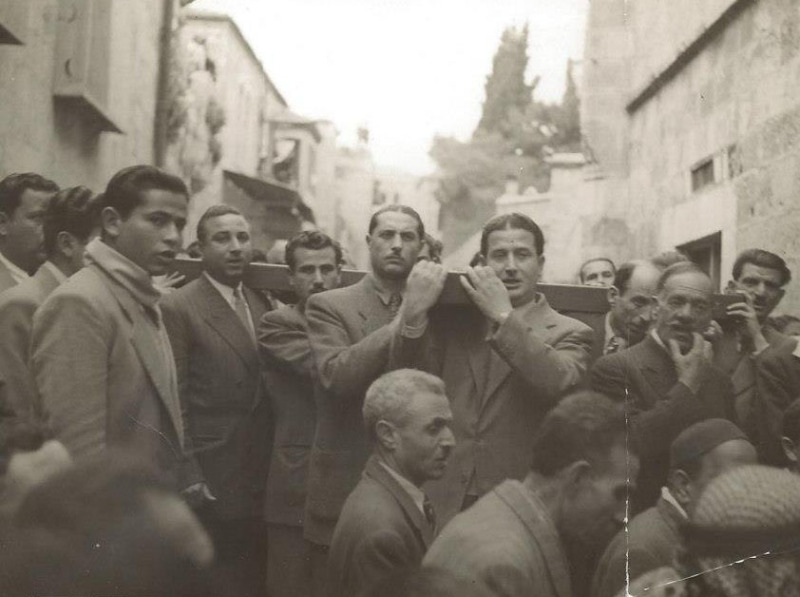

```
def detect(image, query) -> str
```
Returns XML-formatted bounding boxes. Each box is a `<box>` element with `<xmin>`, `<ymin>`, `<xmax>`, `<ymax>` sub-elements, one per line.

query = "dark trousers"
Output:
<box><xmin>200</xmin><ymin>512</ymin><xmax>268</xmax><ymax>597</ymax></box>
<box><xmin>266</xmin><ymin>524</ymin><xmax>313</xmax><ymax>597</ymax></box>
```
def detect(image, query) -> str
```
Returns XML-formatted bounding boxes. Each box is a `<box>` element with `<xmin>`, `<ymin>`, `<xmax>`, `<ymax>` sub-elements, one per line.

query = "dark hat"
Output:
<box><xmin>669</xmin><ymin>418</ymin><xmax>748</xmax><ymax>470</ymax></box>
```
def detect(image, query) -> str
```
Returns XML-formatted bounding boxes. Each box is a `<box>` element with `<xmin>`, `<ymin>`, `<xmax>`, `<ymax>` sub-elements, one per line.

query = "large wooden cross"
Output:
<box><xmin>172</xmin><ymin>258</ymin><xmax>610</xmax><ymax>357</ymax></box>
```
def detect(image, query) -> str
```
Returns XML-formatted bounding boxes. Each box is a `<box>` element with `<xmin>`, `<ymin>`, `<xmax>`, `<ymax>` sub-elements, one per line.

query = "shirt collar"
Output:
<box><xmin>366</xmin><ymin>273</ymin><xmax>403</xmax><ymax>307</ymax></box>
<box><xmin>661</xmin><ymin>486</ymin><xmax>689</xmax><ymax>520</ymax></box>
<box><xmin>203</xmin><ymin>272</ymin><xmax>243</xmax><ymax>308</ymax></box>
<box><xmin>41</xmin><ymin>261</ymin><xmax>68</xmax><ymax>284</ymax></box>
<box><xmin>0</xmin><ymin>250</ymin><xmax>29</xmax><ymax>284</ymax></box>
<box><xmin>379</xmin><ymin>460</ymin><xmax>426</xmax><ymax>516</ymax></box>
<box><xmin>85</xmin><ymin>238</ymin><xmax>161</xmax><ymax>309</ymax></box>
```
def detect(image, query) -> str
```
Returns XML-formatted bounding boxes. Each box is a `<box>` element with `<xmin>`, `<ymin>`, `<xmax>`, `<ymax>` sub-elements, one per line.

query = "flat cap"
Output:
<box><xmin>669</xmin><ymin>418</ymin><xmax>747</xmax><ymax>470</ymax></box>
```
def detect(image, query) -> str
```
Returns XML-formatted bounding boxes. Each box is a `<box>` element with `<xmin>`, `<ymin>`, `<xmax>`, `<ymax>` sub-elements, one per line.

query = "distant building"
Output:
<box><xmin>169</xmin><ymin>9</ymin><xmax>318</xmax><ymax>249</ymax></box>
<box><xmin>583</xmin><ymin>0</ymin><xmax>800</xmax><ymax>309</ymax></box>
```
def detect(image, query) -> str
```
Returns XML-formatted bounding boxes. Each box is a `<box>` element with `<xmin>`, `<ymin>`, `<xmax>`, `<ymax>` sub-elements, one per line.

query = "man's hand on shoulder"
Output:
<box><xmin>401</xmin><ymin>260</ymin><xmax>447</xmax><ymax>328</ymax></box>
<box><xmin>459</xmin><ymin>266</ymin><xmax>513</xmax><ymax>326</ymax></box>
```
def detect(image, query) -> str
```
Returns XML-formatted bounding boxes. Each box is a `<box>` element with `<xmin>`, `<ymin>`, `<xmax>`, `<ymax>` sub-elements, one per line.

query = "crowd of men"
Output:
<box><xmin>1</xmin><ymin>164</ymin><xmax>800</xmax><ymax>597</ymax></box>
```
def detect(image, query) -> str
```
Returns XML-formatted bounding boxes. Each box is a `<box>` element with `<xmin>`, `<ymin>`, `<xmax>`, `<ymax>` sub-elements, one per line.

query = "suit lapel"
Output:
<box><xmin>100</xmin><ymin>272</ymin><xmax>183</xmax><ymax>440</ymax></box>
<box><xmin>496</xmin><ymin>482</ymin><xmax>572</xmax><ymax>597</ymax></box>
<box><xmin>636</xmin><ymin>336</ymin><xmax>678</xmax><ymax>402</ymax></box>
<box><xmin>365</xmin><ymin>457</ymin><xmax>434</xmax><ymax>548</ymax></box>
<box><xmin>129</xmin><ymin>320</ymin><xmax>182</xmax><ymax>435</ymax></box>
<box><xmin>482</xmin><ymin>297</ymin><xmax>555</xmax><ymax>404</ymax></box>
<box><xmin>198</xmin><ymin>276</ymin><xmax>259</xmax><ymax>373</ymax></box>
<box><xmin>33</xmin><ymin>264</ymin><xmax>62</xmax><ymax>299</ymax></box>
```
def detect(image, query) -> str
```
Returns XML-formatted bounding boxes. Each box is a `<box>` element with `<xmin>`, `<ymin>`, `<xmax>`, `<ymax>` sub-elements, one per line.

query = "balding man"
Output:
<box><xmin>327</xmin><ymin>369</ymin><xmax>454</xmax><ymax>597</ymax></box>
<box><xmin>602</xmin><ymin>259</ymin><xmax>662</xmax><ymax>355</ymax></box>
<box><xmin>591</xmin><ymin>262</ymin><xmax>736</xmax><ymax>510</ymax></box>
<box><xmin>592</xmin><ymin>419</ymin><xmax>757</xmax><ymax>597</ymax></box>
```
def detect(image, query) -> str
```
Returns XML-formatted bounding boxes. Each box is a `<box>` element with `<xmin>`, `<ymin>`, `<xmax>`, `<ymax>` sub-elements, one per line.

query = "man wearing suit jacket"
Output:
<box><xmin>712</xmin><ymin>249</ymin><xmax>799</xmax><ymax>464</ymax></box>
<box><xmin>398</xmin><ymin>213</ymin><xmax>593</xmax><ymax>525</ymax></box>
<box><xmin>162</xmin><ymin>204</ymin><xmax>274</xmax><ymax>597</ymax></box>
<box><xmin>602</xmin><ymin>259</ymin><xmax>662</xmax><ymax>356</ymax></box>
<box><xmin>304</xmin><ymin>205</ymin><xmax>447</xmax><ymax>573</ymax></box>
<box><xmin>592</xmin><ymin>418</ymin><xmax>756</xmax><ymax>597</ymax></box>
<box><xmin>258</xmin><ymin>230</ymin><xmax>343</xmax><ymax>597</ymax></box>
<box><xmin>328</xmin><ymin>369</ymin><xmax>454</xmax><ymax>597</ymax></box>
<box><xmin>0</xmin><ymin>186</ymin><xmax>98</xmax><ymax>423</ymax></box>
<box><xmin>592</xmin><ymin>261</ymin><xmax>736</xmax><ymax>510</ymax></box>
<box><xmin>31</xmin><ymin>165</ymin><xmax>187</xmax><ymax>477</ymax></box>
<box><xmin>0</xmin><ymin>173</ymin><xmax>59</xmax><ymax>294</ymax></box>
<box><xmin>424</xmin><ymin>392</ymin><xmax>636</xmax><ymax>597</ymax></box>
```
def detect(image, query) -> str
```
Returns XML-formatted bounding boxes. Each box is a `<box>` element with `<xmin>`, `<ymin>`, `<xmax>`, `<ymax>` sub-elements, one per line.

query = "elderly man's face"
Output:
<box><xmin>389</xmin><ymin>391</ymin><xmax>455</xmax><ymax>487</ymax></box>
<box><xmin>654</xmin><ymin>271</ymin><xmax>714</xmax><ymax>353</ymax></box>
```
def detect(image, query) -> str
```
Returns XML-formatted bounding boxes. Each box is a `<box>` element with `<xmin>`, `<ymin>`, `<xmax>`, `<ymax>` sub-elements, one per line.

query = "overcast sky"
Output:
<box><xmin>192</xmin><ymin>0</ymin><xmax>589</xmax><ymax>175</ymax></box>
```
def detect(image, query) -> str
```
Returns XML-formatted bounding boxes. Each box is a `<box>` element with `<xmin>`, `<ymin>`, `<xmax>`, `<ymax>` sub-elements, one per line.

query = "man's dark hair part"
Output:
<box><xmin>103</xmin><ymin>165</ymin><xmax>188</xmax><ymax>220</ymax></box>
<box><xmin>480</xmin><ymin>213</ymin><xmax>545</xmax><ymax>257</ymax></box>
<box><xmin>368</xmin><ymin>205</ymin><xmax>425</xmax><ymax>239</ymax></box>
<box><xmin>732</xmin><ymin>248</ymin><xmax>791</xmax><ymax>287</ymax></box>
<box><xmin>530</xmin><ymin>391</ymin><xmax>632</xmax><ymax>476</ymax></box>
<box><xmin>285</xmin><ymin>229</ymin><xmax>343</xmax><ymax>271</ymax></box>
<box><xmin>195</xmin><ymin>204</ymin><xmax>243</xmax><ymax>243</ymax></box>
<box><xmin>0</xmin><ymin>172</ymin><xmax>59</xmax><ymax>217</ymax></box>
<box><xmin>43</xmin><ymin>186</ymin><xmax>98</xmax><ymax>257</ymax></box>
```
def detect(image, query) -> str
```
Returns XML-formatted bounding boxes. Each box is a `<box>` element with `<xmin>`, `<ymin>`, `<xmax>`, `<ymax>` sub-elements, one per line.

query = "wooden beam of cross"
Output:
<box><xmin>171</xmin><ymin>258</ymin><xmax>610</xmax><ymax>359</ymax></box>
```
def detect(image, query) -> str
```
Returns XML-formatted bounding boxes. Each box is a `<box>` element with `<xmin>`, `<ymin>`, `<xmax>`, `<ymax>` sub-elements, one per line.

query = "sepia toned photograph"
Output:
<box><xmin>1</xmin><ymin>0</ymin><xmax>799</xmax><ymax>595</ymax></box>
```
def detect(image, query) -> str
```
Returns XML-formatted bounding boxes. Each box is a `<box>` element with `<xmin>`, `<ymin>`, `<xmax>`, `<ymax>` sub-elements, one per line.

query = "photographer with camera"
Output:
<box><xmin>714</xmin><ymin>249</ymin><xmax>799</xmax><ymax>464</ymax></box>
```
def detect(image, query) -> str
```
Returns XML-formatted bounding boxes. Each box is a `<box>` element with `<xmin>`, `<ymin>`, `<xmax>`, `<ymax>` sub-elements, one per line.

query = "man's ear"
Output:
<box><xmin>607</xmin><ymin>286</ymin><xmax>619</xmax><ymax>308</ymax></box>
<box><xmin>782</xmin><ymin>436</ymin><xmax>798</xmax><ymax>466</ymax></box>
<box><xmin>667</xmin><ymin>469</ymin><xmax>692</xmax><ymax>508</ymax></box>
<box><xmin>55</xmin><ymin>231</ymin><xmax>77</xmax><ymax>258</ymax></box>
<box><xmin>776</xmin><ymin>288</ymin><xmax>786</xmax><ymax>305</ymax></box>
<box><xmin>101</xmin><ymin>206</ymin><xmax>122</xmax><ymax>240</ymax></box>
<box><xmin>365</xmin><ymin>233</ymin><xmax>372</xmax><ymax>247</ymax></box>
<box><xmin>562</xmin><ymin>459</ymin><xmax>592</xmax><ymax>493</ymax></box>
<box><xmin>0</xmin><ymin>210</ymin><xmax>9</xmax><ymax>237</ymax></box>
<box><xmin>375</xmin><ymin>420</ymin><xmax>398</xmax><ymax>451</ymax></box>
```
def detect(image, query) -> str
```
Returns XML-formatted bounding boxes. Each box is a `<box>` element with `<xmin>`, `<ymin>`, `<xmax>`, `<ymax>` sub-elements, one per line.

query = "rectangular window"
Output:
<box><xmin>690</xmin><ymin>158</ymin><xmax>716</xmax><ymax>192</ymax></box>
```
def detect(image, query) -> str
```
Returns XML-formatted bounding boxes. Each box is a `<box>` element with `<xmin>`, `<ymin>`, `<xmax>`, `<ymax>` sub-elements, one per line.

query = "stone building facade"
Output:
<box><xmin>583</xmin><ymin>0</ymin><xmax>800</xmax><ymax>311</ymax></box>
<box><xmin>0</xmin><ymin>0</ymin><xmax>169</xmax><ymax>190</ymax></box>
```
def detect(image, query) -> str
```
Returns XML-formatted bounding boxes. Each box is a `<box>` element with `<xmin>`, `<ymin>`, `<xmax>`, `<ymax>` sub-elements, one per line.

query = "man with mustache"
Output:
<box><xmin>31</xmin><ymin>165</ymin><xmax>188</xmax><ymax>473</ymax></box>
<box><xmin>0</xmin><ymin>173</ymin><xmax>59</xmax><ymax>295</ymax></box>
<box><xmin>258</xmin><ymin>230</ymin><xmax>343</xmax><ymax>597</ymax></box>
<box><xmin>713</xmin><ymin>249</ymin><xmax>799</xmax><ymax>464</ymax></box>
<box><xmin>303</xmin><ymin>205</ymin><xmax>446</xmax><ymax>593</ymax></box>
<box><xmin>592</xmin><ymin>261</ymin><xmax>735</xmax><ymax>511</ymax></box>
<box><xmin>398</xmin><ymin>212</ymin><xmax>594</xmax><ymax>527</ymax></box>
<box><xmin>162</xmin><ymin>204</ymin><xmax>275</xmax><ymax>597</ymax></box>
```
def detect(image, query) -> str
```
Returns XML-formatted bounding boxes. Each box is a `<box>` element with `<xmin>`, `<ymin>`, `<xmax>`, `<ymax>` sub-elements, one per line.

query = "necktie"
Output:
<box><xmin>388</xmin><ymin>293</ymin><xmax>403</xmax><ymax>315</ymax></box>
<box><xmin>422</xmin><ymin>494</ymin><xmax>437</xmax><ymax>531</ymax></box>
<box><xmin>233</xmin><ymin>287</ymin><xmax>256</xmax><ymax>342</ymax></box>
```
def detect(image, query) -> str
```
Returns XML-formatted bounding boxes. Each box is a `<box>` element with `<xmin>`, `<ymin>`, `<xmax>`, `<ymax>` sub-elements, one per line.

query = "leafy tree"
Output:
<box><xmin>431</xmin><ymin>23</ymin><xmax>580</xmax><ymax>256</ymax></box>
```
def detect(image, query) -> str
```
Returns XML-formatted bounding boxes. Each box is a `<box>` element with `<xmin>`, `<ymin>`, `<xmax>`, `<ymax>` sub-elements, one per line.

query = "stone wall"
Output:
<box><xmin>625</xmin><ymin>0</ymin><xmax>800</xmax><ymax>312</ymax></box>
<box><xmin>0</xmin><ymin>0</ymin><xmax>164</xmax><ymax>192</ymax></box>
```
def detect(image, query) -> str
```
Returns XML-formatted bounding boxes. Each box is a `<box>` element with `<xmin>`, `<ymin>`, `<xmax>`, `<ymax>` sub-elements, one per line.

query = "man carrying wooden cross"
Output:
<box><xmin>398</xmin><ymin>212</ymin><xmax>594</xmax><ymax>526</ymax></box>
